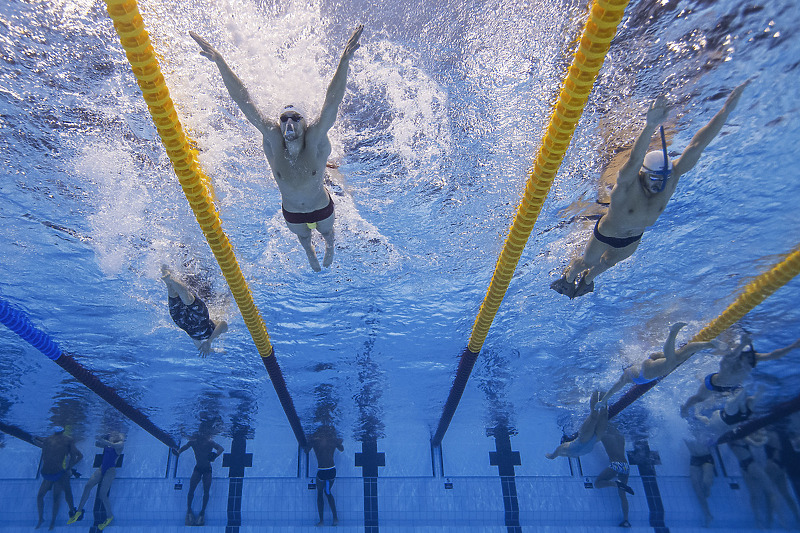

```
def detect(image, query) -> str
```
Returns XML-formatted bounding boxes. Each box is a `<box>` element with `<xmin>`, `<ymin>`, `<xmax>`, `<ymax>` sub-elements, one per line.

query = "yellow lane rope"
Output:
<box><xmin>691</xmin><ymin>246</ymin><xmax>800</xmax><ymax>343</ymax></box>
<box><xmin>467</xmin><ymin>0</ymin><xmax>631</xmax><ymax>353</ymax></box>
<box><xmin>104</xmin><ymin>0</ymin><xmax>274</xmax><ymax>358</ymax></box>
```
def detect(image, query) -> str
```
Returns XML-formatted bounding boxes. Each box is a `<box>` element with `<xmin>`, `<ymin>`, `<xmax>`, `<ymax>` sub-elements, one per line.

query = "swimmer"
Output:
<box><xmin>681</xmin><ymin>335</ymin><xmax>800</xmax><ymax>417</ymax></box>
<box><xmin>594</xmin><ymin>424</ymin><xmax>633</xmax><ymax>528</ymax></box>
<box><xmin>684</xmin><ymin>436</ymin><xmax>716</xmax><ymax>527</ymax></box>
<box><xmin>68</xmin><ymin>432</ymin><xmax>124</xmax><ymax>530</ymax></box>
<box><xmin>308</xmin><ymin>425</ymin><xmax>344</xmax><ymax>526</ymax></box>
<box><xmin>727</xmin><ymin>430</ymin><xmax>788</xmax><ymax>529</ymax></box>
<box><xmin>692</xmin><ymin>388</ymin><xmax>761</xmax><ymax>440</ymax></box>
<box><xmin>190</xmin><ymin>25</ymin><xmax>364</xmax><ymax>272</ymax></box>
<box><xmin>551</xmin><ymin>81</ymin><xmax>750</xmax><ymax>298</ymax></box>
<box><xmin>762</xmin><ymin>429</ymin><xmax>800</xmax><ymax>522</ymax></box>
<box><xmin>36</xmin><ymin>426</ymin><xmax>83</xmax><ymax>530</ymax></box>
<box><xmin>172</xmin><ymin>433</ymin><xmax>224</xmax><ymax>526</ymax></box>
<box><xmin>599</xmin><ymin>322</ymin><xmax>720</xmax><ymax>404</ymax></box>
<box><xmin>546</xmin><ymin>391</ymin><xmax>607</xmax><ymax>459</ymax></box>
<box><xmin>161</xmin><ymin>266</ymin><xmax>228</xmax><ymax>357</ymax></box>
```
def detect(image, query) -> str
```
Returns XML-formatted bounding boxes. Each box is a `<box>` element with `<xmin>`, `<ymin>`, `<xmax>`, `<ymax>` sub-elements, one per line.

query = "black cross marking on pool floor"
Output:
<box><xmin>489</xmin><ymin>426</ymin><xmax>522</xmax><ymax>533</ymax></box>
<box><xmin>222</xmin><ymin>433</ymin><xmax>252</xmax><ymax>533</ymax></box>
<box><xmin>628</xmin><ymin>441</ymin><xmax>668</xmax><ymax>533</ymax></box>
<box><xmin>355</xmin><ymin>438</ymin><xmax>385</xmax><ymax>532</ymax></box>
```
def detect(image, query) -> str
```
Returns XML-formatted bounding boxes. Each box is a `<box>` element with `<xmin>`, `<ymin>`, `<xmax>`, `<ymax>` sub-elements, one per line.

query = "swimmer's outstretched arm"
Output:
<box><xmin>311</xmin><ymin>25</ymin><xmax>363</xmax><ymax>139</ymax></box>
<box><xmin>756</xmin><ymin>338</ymin><xmax>800</xmax><ymax>362</ymax></box>
<box><xmin>189</xmin><ymin>32</ymin><xmax>278</xmax><ymax>140</ymax></box>
<box><xmin>616</xmin><ymin>95</ymin><xmax>669</xmax><ymax>187</ymax></box>
<box><xmin>672</xmin><ymin>80</ymin><xmax>750</xmax><ymax>177</ymax></box>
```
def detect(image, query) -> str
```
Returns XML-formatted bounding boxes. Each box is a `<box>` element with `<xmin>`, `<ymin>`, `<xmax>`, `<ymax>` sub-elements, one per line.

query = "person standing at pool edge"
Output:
<box><xmin>67</xmin><ymin>431</ymin><xmax>125</xmax><ymax>530</ymax></box>
<box><xmin>173</xmin><ymin>433</ymin><xmax>225</xmax><ymax>526</ymax></box>
<box><xmin>36</xmin><ymin>426</ymin><xmax>83</xmax><ymax>530</ymax></box>
<box><xmin>552</xmin><ymin>81</ymin><xmax>750</xmax><ymax>298</ymax></box>
<box><xmin>309</xmin><ymin>425</ymin><xmax>344</xmax><ymax>526</ymax></box>
<box><xmin>190</xmin><ymin>25</ymin><xmax>364</xmax><ymax>272</ymax></box>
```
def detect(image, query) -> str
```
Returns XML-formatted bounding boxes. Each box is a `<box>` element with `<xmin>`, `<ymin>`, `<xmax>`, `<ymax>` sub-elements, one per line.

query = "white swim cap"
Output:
<box><xmin>642</xmin><ymin>150</ymin><xmax>672</xmax><ymax>174</ymax></box>
<box><xmin>281</xmin><ymin>104</ymin><xmax>306</xmax><ymax>120</ymax></box>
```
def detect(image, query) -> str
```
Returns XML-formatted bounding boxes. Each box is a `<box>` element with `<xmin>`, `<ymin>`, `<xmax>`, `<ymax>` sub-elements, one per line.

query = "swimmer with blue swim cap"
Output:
<box><xmin>191</xmin><ymin>25</ymin><xmax>364</xmax><ymax>272</ymax></box>
<box><xmin>552</xmin><ymin>80</ymin><xmax>750</xmax><ymax>298</ymax></box>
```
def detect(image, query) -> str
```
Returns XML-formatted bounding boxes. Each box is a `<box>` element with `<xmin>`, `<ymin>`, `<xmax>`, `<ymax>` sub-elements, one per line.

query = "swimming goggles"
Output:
<box><xmin>280</xmin><ymin>114</ymin><xmax>302</xmax><ymax>122</ymax></box>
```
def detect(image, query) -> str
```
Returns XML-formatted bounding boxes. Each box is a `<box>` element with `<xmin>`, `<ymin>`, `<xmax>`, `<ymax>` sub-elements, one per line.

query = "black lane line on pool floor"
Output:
<box><xmin>355</xmin><ymin>438</ymin><xmax>385</xmax><ymax>533</ymax></box>
<box><xmin>223</xmin><ymin>433</ymin><xmax>252</xmax><ymax>533</ymax></box>
<box><xmin>489</xmin><ymin>426</ymin><xmax>522</xmax><ymax>533</ymax></box>
<box><xmin>629</xmin><ymin>441</ymin><xmax>669</xmax><ymax>533</ymax></box>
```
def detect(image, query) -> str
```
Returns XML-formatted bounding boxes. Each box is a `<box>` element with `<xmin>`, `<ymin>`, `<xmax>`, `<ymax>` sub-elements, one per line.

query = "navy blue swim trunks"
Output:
<box><xmin>169</xmin><ymin>296</ymin><xmax>215</xmax><ymax>341</ymax></box>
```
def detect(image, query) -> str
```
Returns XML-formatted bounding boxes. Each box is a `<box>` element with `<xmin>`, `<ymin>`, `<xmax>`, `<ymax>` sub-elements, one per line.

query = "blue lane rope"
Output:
<box><xmin>0</xmin><ymin>295</ymin><xmax>179</xmax><ymax>449</ymax></box>
<box><xmin>0</xmin><ymin>298</ymin><xmax>62</xmax><ymax>360</ymax></box>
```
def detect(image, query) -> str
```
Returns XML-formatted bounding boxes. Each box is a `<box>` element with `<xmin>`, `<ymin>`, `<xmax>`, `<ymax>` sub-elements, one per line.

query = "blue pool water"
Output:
<box><xmin>1</xmin><ymin>0</ymin><xmax>799</xmax><ymax>530</ymax></box>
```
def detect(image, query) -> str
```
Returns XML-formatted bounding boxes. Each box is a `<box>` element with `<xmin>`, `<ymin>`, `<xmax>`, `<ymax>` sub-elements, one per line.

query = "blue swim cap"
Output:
<box><xmin>53</xmin><ymin>426</ymin><xmax>65</xmax><ymax>433</ymax></box>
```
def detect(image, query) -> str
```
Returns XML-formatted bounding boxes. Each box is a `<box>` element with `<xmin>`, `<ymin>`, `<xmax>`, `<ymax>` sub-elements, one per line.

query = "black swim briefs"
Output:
<box><xmin>690</xmin><ymin>454</ymin><xmax>714</xmax><ymax>467</ymax></box>
<box><xmin>316</xmin><ymin>467</ymin><xmax>336</xmax><ymax>481</ymax></box>
<box><xmin>193</xmin><ymin>463</ymin><xmax>213</xmax><ymax>475</ymax></box>
<box><xmin>169</xmin><ymin>296</ymin><xmax>216</xmax><ymax>341</ymax></box>
<box><xmin>282</xmin><ymin>195</ymin><xmax>334</xmax><ymax>225</ymax></box>
<box><xmin>593</xmin><ymin>218</ymin><xmax>643</xmax><ymax>249</ymax></box>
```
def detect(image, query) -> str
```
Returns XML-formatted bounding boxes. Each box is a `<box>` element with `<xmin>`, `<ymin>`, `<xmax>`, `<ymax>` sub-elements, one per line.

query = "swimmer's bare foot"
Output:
<box><xmin>670</xmin><ymin>322</ymin><xmax>688</xmax><ymax>333</ymax></box>
<box><xmin>35</xmin><ymin>518</ymin><xmax>43</xmax><ymax>529</ymax></box>
<box><xmin>316</xmin><ymin>520</ymin><xmax>323</xmax><ymax>527</ymax></box>
<box><xmin>589</xmin><ymin>390</ymin><xmax>600</xmax><ymax>410</ymax></box>
<box><xmin>323</xmin><ymin>244</ymin><xmax>334</xmax><ymax>268</ymax></box>
<box><xmin>306</xmin><ymin>250</ymin><xmax>322</xmax><ymax>272</ymax></box>
<box><xmin>332</xmin><ymin>517</ymin><xmax>338</xmax><ymax>526</ymax></box>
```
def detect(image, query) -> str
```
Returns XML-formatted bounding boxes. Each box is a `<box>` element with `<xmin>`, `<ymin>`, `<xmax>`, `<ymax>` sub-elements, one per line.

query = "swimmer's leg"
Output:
<box><xmin>161</xmin><ymin>266</ymin><xmax>196</xmax><ymax>305</ymax></box>
<box><xmin>315</xmin><ymin>214</ymin><xmax>335</xmax><ymax>268</ymax></box>
<box><xmin>286</xmin><ymin>222</ymin><xmax>322</xmax><ymax>272</ymax></box>
<box><xmin>36</xmin><ymin>480</ymin><xmax>53</xmax><ymax>529</ymax></box>
<box><xmin>564</xmin><ymin>236</ymin><xmax>607</xmax><ymax>283</ymax></box>
<box><xmin>545</xmin><ymin>442</ymin><xmax>568</xmax><ymax>460</ymax></box>
<box><xmin>582</xmin><ymin>240</ymin><xmax>639</xmax><ymax>284</ymax></box>
<box><xmin>662</xmin><ymin>322</ymin><xmax>687</xmax><ymax>366</ymax></box>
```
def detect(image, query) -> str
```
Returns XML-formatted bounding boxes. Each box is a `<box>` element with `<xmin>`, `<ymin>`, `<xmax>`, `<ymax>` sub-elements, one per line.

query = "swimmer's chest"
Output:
<box><xmin>267</xmin><ymin>153</ymin><xmax>325</xmax><ymax>186</ymax></box>
<box><xmin>613</xmin><ymin>182</ymin><xmax>672</xmax><ymax>224</ymax></box>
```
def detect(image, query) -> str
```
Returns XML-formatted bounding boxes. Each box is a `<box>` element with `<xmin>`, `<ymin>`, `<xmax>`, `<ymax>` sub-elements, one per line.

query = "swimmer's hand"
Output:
<box><xmin>197</xmin><ymin>340</ymin><xmax>212</xmax><ymax>357</ymax></box>
<box><xmin>724</xmin><ymin>79</ymin><xmax>751</xmax><ymax>110</ymax></box>
<box><xmin>190</xmin><ymin>32</ymin><xmax>221</xmax><ymax>63</ymax></box>
<box><xmin>343</xmin><ymin>25</ymin><xmax>364</xmax><ymax>60</ymax></box>
<box><xmin>646</xmin><ymin>95</ymin><xmax>669</xmax><ymax>126</ymax></box>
